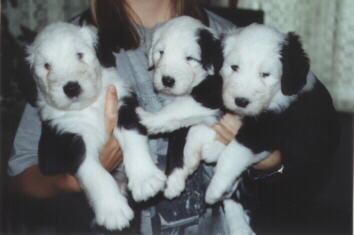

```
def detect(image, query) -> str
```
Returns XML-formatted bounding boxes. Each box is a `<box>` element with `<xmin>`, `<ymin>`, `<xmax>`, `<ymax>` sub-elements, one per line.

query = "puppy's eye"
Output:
<box><xmin>261</xmin><ymin>72</ymin><xmax>270</xmax><ymax>78</ymax></box>
<box><xmin>186</xmin><ymin>56</ymin><xmax>200</xmax><ymax>62</ymax></box>
<box><xmin>44</xmin><ymin>63</ymin><xmax>51</xmax><ymax>70</ymax></box>
<box><xmin>159</xmin><ymin>50</ymin><xmax>164</xmax><ymax>55</ymax></box>
<box><xmin>231</xmin><ymin>65</ymin><xmax>239</xmax><ymax>72</ymax></box>
<box><xmin>77</xmin><ymin>52</ymin><xmax>84</xmax><ymax>60</ymax></box>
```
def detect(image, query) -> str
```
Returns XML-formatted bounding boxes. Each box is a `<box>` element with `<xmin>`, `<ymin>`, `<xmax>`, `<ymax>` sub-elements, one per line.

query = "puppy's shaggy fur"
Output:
<box><xmin>25</xmin><ymin>22</ymin><xmax>166</xmax><ymax>230</ymax></box>
<box><xmin>136</xmin><ymin>18</ymin><xmax>260</xmax><ymax>234</ymax></box>
<box><xmin>206</xmin><ymin>23</ymin><xmax>338</xmax><ymax>203</ymax></box>
<box><xmin>136</xmin><ymin>16</ymin><xmax>224</xmax><ymax>199</ymax></box>
<box><xmin>186</xmin><ymin>24</ymin><xmax>338</xmax><ymax>234</ymax></box>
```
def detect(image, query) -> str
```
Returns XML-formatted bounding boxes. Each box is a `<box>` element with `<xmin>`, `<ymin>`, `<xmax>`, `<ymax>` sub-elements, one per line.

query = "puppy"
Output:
<box><xmin>205</xmin><ymin>23</ymin><xmax>338</xmax><ymax>203</ymax></box>
<box><xmin>136</xmin><ymin>16</ymin><xmax>224</xmax><ymax>199</ymax></box>
<box><xmin>186</xmin><ymin>24</ymin><xmax>338</xmax><ymax>234</ymax></box>
<box><xmin>25</xmin><ymin>22</ymin><xmax>166</xmax><ymax>230</ymax></box>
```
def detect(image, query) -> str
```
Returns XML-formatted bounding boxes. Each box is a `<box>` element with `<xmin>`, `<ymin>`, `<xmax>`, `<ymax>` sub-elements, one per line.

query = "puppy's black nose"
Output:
<box><xmin>235</xmin><ymin>97</ymin><xmax>250</xmax><ymax>108</ymax></box>
<box><xmin>63</xmin><ymin>81</ymin><xmax>82</xmax><ymax>98</ymax></box>
<box><xmin>162</xmin><ymin>76</ymin><xmax>175</xmax><ymax>88</ymax></box>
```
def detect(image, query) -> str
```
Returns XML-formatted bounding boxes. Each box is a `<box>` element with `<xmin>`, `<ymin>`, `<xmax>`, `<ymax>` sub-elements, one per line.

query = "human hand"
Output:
<box><xmin>252</xmin><ymin>150</ymin><xmax>282</xmax><ymax>171</ymax></box>
<box><xmin>99</xmin><ymin>85</ymin><xmax>123</xmax><ymax>172</ymax></box>
<box><xmin>212</xmin><ymin>113</ymin><xmax>282</xmax><ymax>171</ymax></box>
<box><xmin>212</xmin><ymin>113</ymin><xmax>242</xmax><ymax>144</ymax></box>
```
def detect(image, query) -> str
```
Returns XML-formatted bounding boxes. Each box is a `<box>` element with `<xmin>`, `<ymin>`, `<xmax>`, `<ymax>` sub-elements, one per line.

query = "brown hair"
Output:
<box><xmin>89</xmin><ymin>0</ymin><xmax>208</xmax><ymax>50</ymax></box>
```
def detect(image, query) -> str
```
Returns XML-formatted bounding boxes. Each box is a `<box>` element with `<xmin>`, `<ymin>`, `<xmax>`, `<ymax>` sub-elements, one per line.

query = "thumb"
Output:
<box><xmin>105</xmin><ymin>85</ymin><xmax>119</xmax><ymax>134</ymax></box>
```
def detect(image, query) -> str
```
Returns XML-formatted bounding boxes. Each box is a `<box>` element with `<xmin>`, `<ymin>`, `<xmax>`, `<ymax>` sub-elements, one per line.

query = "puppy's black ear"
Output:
<box><xmin>197</xmin><ymin>29</ymin><xmax>223</xmax><ymax>74</ymax></box>
<box><xmin>280</xmin><ymin>32</ymin><xmax>310</xmax><ymax>96</ymax></box>
<box><xmin>18</xmin><ymin>56</ymin><xmax>38</xmax><ymax>107</ymax></box>
<box><xmin>96</xmin><ymin>30</ymin><xmax>117</xmax><ymax>68</ymax></box>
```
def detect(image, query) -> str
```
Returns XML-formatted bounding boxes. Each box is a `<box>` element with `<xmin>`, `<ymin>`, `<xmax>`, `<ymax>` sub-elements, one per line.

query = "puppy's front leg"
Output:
<box><xmin>136</xmin><ymin>96</ymin><xmax>219</xmax><ymax>135</ymax></box>
<box><xmin>116</xmin><ymin>128</ymin><xmax>166</xmax><ymax>202</ymax></box>
<box><xmin>164</xmin><ymin>124</ymin><xmax>224</xmax><ymax>199</ymax></box>
<box><xmin>205</xmin><ymin>140</ymin><xmax>269</xmax><ymax>204</ymax></box>
<box><xmin>224</xmin><ymin>199</ymin><xmax>255</xmax><ymax>235</ymax></box>
<box><xmin>76</xmin><ymin>155</ymin><xmax>133</xmax><ymax>231</ymax></box>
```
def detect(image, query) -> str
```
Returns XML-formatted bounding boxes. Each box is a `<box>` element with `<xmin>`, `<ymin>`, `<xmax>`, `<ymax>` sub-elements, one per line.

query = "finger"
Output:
<box><xmin>213</xmin><ymin>124</ymin><xmax>230</xmax><ymax>144</ymax></box>
<box><xmin>109</xmin><ymin>138</ymin><xmax>122</xmax><ymax>161</ymax></box>
<box><xmin>113</xmin><ymin>149</ymin><xmax>123</xmax><ymax>167</ymax></box>
<box><xmin>215</xmin><ymin>121</ymin><xmax>235</xmax><ymax>143</ymax></box>
<box><xmin>116</xmin><ymin>149</ymin><xmax>123</xmax><ymax>165</ymax></box>
<box><xmin>110</xmin><ymin>149</ymin><xmax>123</xmax><ymax>169</ymax></box>
<box><xmin>220</xmin><ymin>113</ymin><xmax>241</xmax><ymax>136</ymax></box>
<box><xmin>110</xmin><ymin>138</ymin><xmax>121</xmax><ymax>155</ymax></box>
<box><xmin>105</xmin><ymin>85</ymin><xmax>119</xmax><ymax>134</ymax></box>
<box><xmin>252</xmin><ymin>150</ymin><xmax>282</xmax><ymax>170</ymax></box>
<box><xmin>104</xmin><ymin>137</ymin><xmax>116</xmax><ymax>153</ymax></box>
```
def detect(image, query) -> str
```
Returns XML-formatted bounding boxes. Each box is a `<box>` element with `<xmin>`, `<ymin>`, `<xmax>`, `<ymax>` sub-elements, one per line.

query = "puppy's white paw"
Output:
<box><xmin>129</xmin><ymin>167</ymin><xmax>166</xmax><ymax>201</ymax></box>
<box><xmin>136</xmin><ymin>107</ymin><xmax>163</xmax><ymax>134</ymax></box>
<box><xmin>205</xmin><ymin>180</ymin><xmax>228</xmax><ymax>204</ymax></box>
<box><xmin>164</xmin><ymin>168</ymin><xmax>187</xmax><ymax>199</ymax></box>
<box><xmin>184</xmin><ymin>124</ymin><xmax>216</xmax><ymax>172</ymax></box>
<box><xmin>95</xmin><ymin>194</ymin><xmax>134</xmax><ymax>231</ymax></box>
<box><xmin>224</xmin><ymin>199</ymin><xmax>255</xmax><ymax>235</ymax></box>
<box><xmin>202</xmin><ymin>140</ymin><xmax>225</xmax><ymax>163</ymax></box>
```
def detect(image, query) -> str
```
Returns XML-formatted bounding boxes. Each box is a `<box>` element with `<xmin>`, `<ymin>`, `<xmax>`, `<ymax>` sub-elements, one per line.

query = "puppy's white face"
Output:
<box><xmin>221</xmin><ymin>24</ymin><xmax>286</xmax><ymax>116</ymax></box>
<box><xmin>27</xmin><ymin>23</ymin><xmax>102</xmax><ymax>110</ymax></box>
<box><xmin>149</xmin><ymin>16</ymin><xmax>213</xmax><ymax>96</ymax></box>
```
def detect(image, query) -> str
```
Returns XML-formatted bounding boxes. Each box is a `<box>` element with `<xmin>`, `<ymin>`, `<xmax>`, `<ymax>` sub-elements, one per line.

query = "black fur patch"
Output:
<box><xmin>234</xmin><ymin>79</ymin><xmax>339</xmax><ymax>204</ymax></box>
<box><xmin>236</xmin><ymin>79</ymin><xmax>338</xmax><ymax>168</ymax></box>
<box><xmin>165</xmin><ymin>128</ymin><xmax>189</xmax><ymax>176</ymax></box>
<box><xmin>191</xmin><ymin>74</ymin><xmax>224</xmax><ymax>109</ymax></box>
<box><xmin>95</xmin><ymin>30</ymin><xmax>118</xmax><ymax>68</ymax></box>
<box><xmin>197</xmin><ymin>29</ymin><xmax>224</xmax><ymax>74</ymax></box>
<box><xmin>38</xmin><ymin>121</ymin><xmax>86</xmax><ymax>175</ymax></box>
<box><xmin>77</xmin><ymin>9</ymin><xmax>95</xmax><ymax>26</ymax></box>
<box><xmin>77</xmin><ymin>10</ymin><xmax>117</xmax><ymax>68</ymax></box>
<box><xmin>280</xmin><ymin>33</ymin><xmax>310</xmax><ymax>96</ymax></box>
<box><xmin>118</xmin><ymin>93</ymin><xmax>147</xmax><ymax>135</ymax></box>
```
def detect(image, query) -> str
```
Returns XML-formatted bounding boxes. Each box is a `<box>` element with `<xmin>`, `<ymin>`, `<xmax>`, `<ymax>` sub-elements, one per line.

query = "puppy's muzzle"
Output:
<box><xmin>235</xmin><ymin>97</ymin><xmax>250</xmax><ymax>108</ymax></box>
<box><xmin>63</xmin><ymin>81</ymin><xmax>82</xmax><ymax>98</ymax></box>
<box><xmin>162</xmin><ymin>76</ymin><xmax>175</xmax><ymax>88</ymax></box>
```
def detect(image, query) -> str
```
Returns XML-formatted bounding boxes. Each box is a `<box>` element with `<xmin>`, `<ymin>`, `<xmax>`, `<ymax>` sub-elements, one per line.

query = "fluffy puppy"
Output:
<box><xmin>25</xmin><ymin>22</ymin><xmax>166</xmax><ymax>230</ymax></box>
<box><xmin>185</xmin><ymin>23</ymin><xmax>338</xmax><ymax>234</ymax></box>
<box><xmin>186</xmin><ymin>23</ymin><xmax>338</xmax><ymax>233</ymax></box>
<box><xmin>136</xmin><ymin>16</ymin><xmax>224</xmax><ymax>198</ymax></box>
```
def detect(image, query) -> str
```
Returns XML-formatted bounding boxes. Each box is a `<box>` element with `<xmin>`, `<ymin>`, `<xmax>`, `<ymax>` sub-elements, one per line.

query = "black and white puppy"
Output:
<box><xmin>136</xmin><ymin>16</ymin><xmax>224</xmax><ymax>199</ymax></box>
<box><xmin>26</xmin><ymin>22</ymin><xmax>166</xmax><ymax>230</ymax></box>
<box><xmin>183</xmin><ymin>23</ymin><xmax>338</xmax><ymax>235</ymax></box>
<box><xmin>198</xmin><ymin>24</ymin><xmax>338</xmax><ymax>205</ymax></box>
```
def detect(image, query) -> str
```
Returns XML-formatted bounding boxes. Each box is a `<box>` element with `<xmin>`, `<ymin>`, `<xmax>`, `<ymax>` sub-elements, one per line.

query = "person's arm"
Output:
<box><xmin>9</xmin><ymin>86</ymin><xmax>122</xmax><ymax>198</ymax></box>
<box><xmin>212</xmin><ymin>113</ymin><xmax>282</xmax><ymax>171</ymax></box>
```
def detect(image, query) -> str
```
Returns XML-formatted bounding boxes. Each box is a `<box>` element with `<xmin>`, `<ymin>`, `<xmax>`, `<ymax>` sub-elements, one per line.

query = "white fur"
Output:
<box><xmin>163</xmin><ymin>124</ymin><xmax>220</xmax><ymax>199</ymax></box>
<box><xmin>206</xmin><ymin>140</ymin><xmax>270</xmax><ymax>204</ymax></box>
<box><xmin>28</xmin><ymin>22</ymin><xmax>165</xmax><ymax>230</ymax></box>
<box><xmin>139</xmin><ymin>16</ymin><xmax>221</xmax><ymax>136</ymax></box>
<box><xmin>138</xmin><ymin>17</ymin><xmax>223</xmax><ymax>199</ymax></box>
<box><xmin>164</xmin><ymin>168</ymin><xmax>188</xmax><ymax>199</ymax></box>
<box><xmin>221</xmin><ymin>24</ymin><xmax>286</xmax><ymax>116</ymax></box>
<box><xmin>224</xmin><ymin>200</ymin><xmax>255</xmax><ymax>235</ymax></box>
<box><xmin>28</xmin><ymin>23</ymin><xmax>102</xmax><ymax>111</ymax></box>
<box><xmin>206</xmin><ymin>24</ymin><xmax>316</xmax><ymax>205</ymax></box>
<box><xmin>149</xmin><ymin>16</ymin><xmax>216</xmax><ymax>96</ymax></box>
<box><xmin>201</xmin><ymin>139</ymin><xmax>226</xmax><ymax>163</ymax></box>
<box><xmin>221</xmin><ymin>24</ymin><xmax>316</xmax><ymax>116</ymax></box>
<box><xmin>136</xmin><ymin>96</ymin><xmax>219</xmax><ymax>135</ymax></box>
<box><xmin>116</xmin><ymin>128</ymin><xmax>166</xmax><ymax>201</ymax></box>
